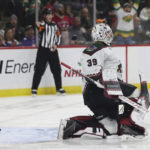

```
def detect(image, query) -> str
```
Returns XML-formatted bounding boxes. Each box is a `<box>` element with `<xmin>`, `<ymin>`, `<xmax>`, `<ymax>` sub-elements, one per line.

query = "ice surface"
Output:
<box><xmin>0</xmin><ymin>94</ymin><xmax>150</xmax><ymax>150</ymax></box>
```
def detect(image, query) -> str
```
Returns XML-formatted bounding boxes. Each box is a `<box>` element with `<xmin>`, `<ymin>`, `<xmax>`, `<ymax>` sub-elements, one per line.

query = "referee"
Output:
<box><xmin>31</xmin><ymin>8</ymin><xmax>66</xmax><ymax>96</ymax></box>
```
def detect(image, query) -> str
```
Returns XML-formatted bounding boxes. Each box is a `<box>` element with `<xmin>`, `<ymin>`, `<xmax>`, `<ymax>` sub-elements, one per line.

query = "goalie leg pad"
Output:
<box><xmin>119</xmin><ymin>95</ymin><xmax>148</xmax><ymax>137</ymax></box>
<box><xmin>57</xmin><ymin>116</ymin><xmax>111</xmax><ymax>139</ymax></box>
<box><xmin>119</xmin><ymin>81</ymin><xmax>137</xmax><ymax>97</ymax></box>
<box><xmin>130</xmin><ymin>82</ymin><xmax>150</xmax><ymax>123</ymax></box>
<box><xmin>139</xmin><ymin>81</ymin><xmax>150</xmax><ymax>109</ymax></box>
<box><xmin>119</xmin><ymin>103</ymin><xmax>146</xmax><ymax>137</ymax></box>
<box><xmin>128</xmin><ymin>88</ymin><xmax>140</xmax><ymax>98</ymax></box>
<box><xmin>119</xmin><ymin>119</ymin><xmax>145</xmax><ymax>137</ymax></box>
<box><xmin>120</xmin><ymin>124</ymin><xmax>145</xmax><ymax>137</ymax></box>
<box><xmin>70</xmin><ymin>116</ymin><xmax>111</xmax><ymax>136</ymax></box>
<box><xmin>98</xmin><ymin>117</ymin><xmax>118</xmax><ymax>134</ymax></box>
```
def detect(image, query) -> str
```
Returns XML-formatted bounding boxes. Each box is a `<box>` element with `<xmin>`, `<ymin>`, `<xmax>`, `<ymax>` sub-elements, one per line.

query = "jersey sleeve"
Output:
<box><xmin>37</xmin><ymin>22</ymin><xmax>45</xmax><ymax>34</ymax></box>
<box><xmin>54</xmin><ymin>24</ymin><xmax>61</xmax><ymax>46</ymax></box>
<box><xmin>104</xmin><ymin>47</ymin><xmax>120</xmax><ymax>69</ymax></box>
<box><xmin>113</xmin><ymin>0</ymin><xmax>121</xmax><ymax>11</ymax></box>
<box><xmin>133</xmin><ymin>0</ymin><xmax>140</xmax><ymax>11</ymax></box>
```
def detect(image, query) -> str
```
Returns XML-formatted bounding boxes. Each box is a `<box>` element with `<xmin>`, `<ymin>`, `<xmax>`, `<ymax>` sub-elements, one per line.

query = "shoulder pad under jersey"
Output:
<box><xmin>83</xmin><ymin>43</ymin><xmax>108</xmax><ymax>56</ymax></box>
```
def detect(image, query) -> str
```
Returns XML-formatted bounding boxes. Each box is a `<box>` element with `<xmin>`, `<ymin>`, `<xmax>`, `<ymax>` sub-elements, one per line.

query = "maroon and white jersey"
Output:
<box><xmin>80</xmin><ymin>43</ymin><xmax>120</xmax><ymax>90</ymax></box>
<box><xmin>80</xmin><ymin>43</ymin><xmax>120</xmax><ymax>77</ymax></box>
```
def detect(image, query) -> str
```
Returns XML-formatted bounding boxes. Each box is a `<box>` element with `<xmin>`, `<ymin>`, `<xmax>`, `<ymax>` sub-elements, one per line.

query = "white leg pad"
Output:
<box><xmin>99</xmin><ymin>117</ymin><xmax>118</xmax><ymax>134</ymax></box>
<box><xmin>128</xmin><ymin>88</ymin><xmax>140</xmax><ymax>98</ymax></box>
<box><xmin>130</xmin><ymin>97</ymin><xmax>147</xmax><ymax>127</ymax></box>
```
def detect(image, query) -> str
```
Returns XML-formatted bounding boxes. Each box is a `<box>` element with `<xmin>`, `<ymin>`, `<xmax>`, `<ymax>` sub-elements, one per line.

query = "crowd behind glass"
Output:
<box><xmin>0</xmin><ymin>0</ymin><xmax>149</xmax><ymax>47</ymax></box>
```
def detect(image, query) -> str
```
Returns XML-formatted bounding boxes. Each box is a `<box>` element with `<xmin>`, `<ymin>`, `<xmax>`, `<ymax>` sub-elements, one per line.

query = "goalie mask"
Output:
<box><xmin>91</xmin><ymin>23</ymin><xmax>113</xmax><ymax>45</ymax></box>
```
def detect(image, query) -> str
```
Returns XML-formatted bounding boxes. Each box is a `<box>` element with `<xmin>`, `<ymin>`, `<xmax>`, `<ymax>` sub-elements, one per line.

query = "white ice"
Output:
<box><xmin>0</xmin><ymin>94</ymin><xmax>150</xmax><ymax>150</ymax></box>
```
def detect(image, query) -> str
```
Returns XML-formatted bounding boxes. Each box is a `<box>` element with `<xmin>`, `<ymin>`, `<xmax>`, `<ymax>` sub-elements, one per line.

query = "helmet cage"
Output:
<box><xmin>91</xmin><ymin>23</ymin><xmax>113</xmax><ymax>45</ymax></box>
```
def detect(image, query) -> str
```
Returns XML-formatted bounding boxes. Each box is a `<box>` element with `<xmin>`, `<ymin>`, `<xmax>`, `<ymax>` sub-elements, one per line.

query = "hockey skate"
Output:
<box><xmin>31</xmin><ymin>89</ymin><xmax>37</xmax><ymax>97</ymax></box>
<box><xmin>57</xmin><ymin>88</ymin><xmax>66</xmax><ymax>96</ymax></box>
<box><xmin>57</xmin><ymin>119</ymin><xmax>81</xmax><ymax>139</ymax></box>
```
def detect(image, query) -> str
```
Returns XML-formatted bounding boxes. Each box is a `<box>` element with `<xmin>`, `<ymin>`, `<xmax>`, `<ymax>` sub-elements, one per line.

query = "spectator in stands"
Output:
<box><xmin>53</xmin><ymin>0</ymin><xmax>60</xmax><ymax>10</ymax></box>
<box><xmin>80</xmin><ymin>0</ymin><xmax>88</xmax><ymax>9</ymax></box>
<box><xmin>80</xmin><ymin>7</ymin><xmax>92</xmax><ymax>31</ymax></box>
<box><xmin>6</xmin><ymin>14</ymin><xmax>24</xmax><ymax>41</ymax></box>
<box><xmin>40</xmin><ymin>1</ymin><xmax>55</xmax><ymax>20</ymax></box>
<box><xmin>70</xmin><ymin>0</ymin><xmax>82</xmax><ymax>12</ymax></box>
<box><xmin>87</xmin><ymin>0</ymin><xmax>93</xmax><ymax>9</ymax></box>
<box><xmin>69</xmin><ymin>16</ymin><xmax>86</xmax><ymax>45</ymax></box>
<box><xmin>139</xmin><ymin>0</ymin><xmax>150</xmax><ymax>43</ymax></box>
<box><xmin>80</xmin><ymin>7</ymin><xmax>92</xmax><ymax>41</ymax></box>
<box><xmin>133</xmin><ymin>16</ymin><xmax>144</xmax><ymax>44</ymax></box>
<box><xmin>21</xmin><ymin>25</ymin><xmax>36</xmax><ymax>46</ymax></box>
<box><xmin>53</xmin><ymin>3</ymin><xmax>73</xmax><ymax>45</ymax></box>
<box><xmin>113</xmin><ymin>0</ymin><xmax>140</xmax><ymax>45</ymax></box>
<box><xmin>42</xmin><ymin>1</ymin><xmax>55</xmax><ymax>13</ymax></box>
<box><xmin>4</xmin><ymin>28</ymin><xmax>20</xmax><ymax>47</ymax></box>
<box><xmin>96</xmin><ymin>0</ymin><xmax>115</xmax><ymax>27</ymax></box>
<box><xmin>23</xmin><ymin>0</ymin><xmax>41</xmax><ymax>26</ymax></box>
<box><xmin>7</xmin><ymin>0</ymin><xmax>24</xmax><ymax>26</ymax></box>
<box><xmin>0</xmin><ymin>31</ymin><xmax>5</xmax><ymax>47</ymax></box>
<box><xmin>0</xmin><ymin>21</ymin><xmax>5</xmax><ymax>36</ymax></box>
<box><xmin>65</xmin><ymin>5</ymin><xmax>74</xmax><ymax>24</ymax></box>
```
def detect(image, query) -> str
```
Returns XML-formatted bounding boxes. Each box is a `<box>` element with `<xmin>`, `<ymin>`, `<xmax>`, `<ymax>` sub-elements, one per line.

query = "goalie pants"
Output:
<box><xmin>32</xmin><ymin>46</ymin><xmax>62</xmax><ymax>91</ymax></box>
<box><xmin>83</xmin><ymin>83</ymin><xmax>119</xmax><ymax>120</ymax></box>
<box><xmin>83</xmin><ymin>81</ymin><xmax>137</xmax><ymax>120</ymax></box>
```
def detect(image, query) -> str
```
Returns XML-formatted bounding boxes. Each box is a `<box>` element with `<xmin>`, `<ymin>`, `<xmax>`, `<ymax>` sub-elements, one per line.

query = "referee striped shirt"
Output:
<box><xmin>38</xmin><ymin>21</ymin><xmax>61</xmax><ymax>48</ymax></box>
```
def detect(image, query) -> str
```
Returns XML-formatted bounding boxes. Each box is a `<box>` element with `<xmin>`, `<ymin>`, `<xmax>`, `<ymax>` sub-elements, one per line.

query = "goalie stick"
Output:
<box><xmin>61</xmin><ymin>62</ymin><xmax>148</xmax><ymax>113</ymax></box>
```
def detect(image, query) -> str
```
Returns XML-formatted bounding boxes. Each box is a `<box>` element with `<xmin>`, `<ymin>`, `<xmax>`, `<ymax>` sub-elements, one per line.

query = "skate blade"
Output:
<box><xmin>57</xmin><ymin>93</ymin><xmax>66</xmax><ymax>96</ymax></box>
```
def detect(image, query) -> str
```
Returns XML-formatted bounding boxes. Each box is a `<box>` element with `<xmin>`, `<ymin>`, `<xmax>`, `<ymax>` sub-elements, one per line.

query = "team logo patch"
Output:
<box><xmin>123</xmin><ymin>15</ymin><xmax>133</xmax><ymax>22</ymax></box>
<box><xmin>86</xmin><ymin>45</ymin><xmax>97</xmax><ymax>52</ymax></box>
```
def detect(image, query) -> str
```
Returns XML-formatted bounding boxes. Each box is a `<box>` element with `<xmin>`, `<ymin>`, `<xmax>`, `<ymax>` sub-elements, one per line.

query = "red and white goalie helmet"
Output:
<box><xmin>91</xmin><ymin>23</ymin><xmax>113</xmax><ymax>45</ymax></box>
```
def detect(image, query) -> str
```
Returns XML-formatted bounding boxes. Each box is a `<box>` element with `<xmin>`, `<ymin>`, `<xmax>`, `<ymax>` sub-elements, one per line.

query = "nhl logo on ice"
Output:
<box><xmin>0</xmin><ymin>60</ymin><xmax>3</xmax><ymax>74</ymax></box>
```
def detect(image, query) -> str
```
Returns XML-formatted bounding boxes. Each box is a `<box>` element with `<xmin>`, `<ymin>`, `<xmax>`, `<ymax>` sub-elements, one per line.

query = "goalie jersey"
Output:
<box><xmin>80</xmin><ymin>43</ymin><xmax>120</xmax><ymax>88</ymax></box>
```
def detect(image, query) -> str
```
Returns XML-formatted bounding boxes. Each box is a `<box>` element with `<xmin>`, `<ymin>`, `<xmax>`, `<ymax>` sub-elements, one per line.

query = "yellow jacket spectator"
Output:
<box><xmin>113</xmin><ymin>0</ymin><xmax>140</xmax><ymax>44</ymax></box>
